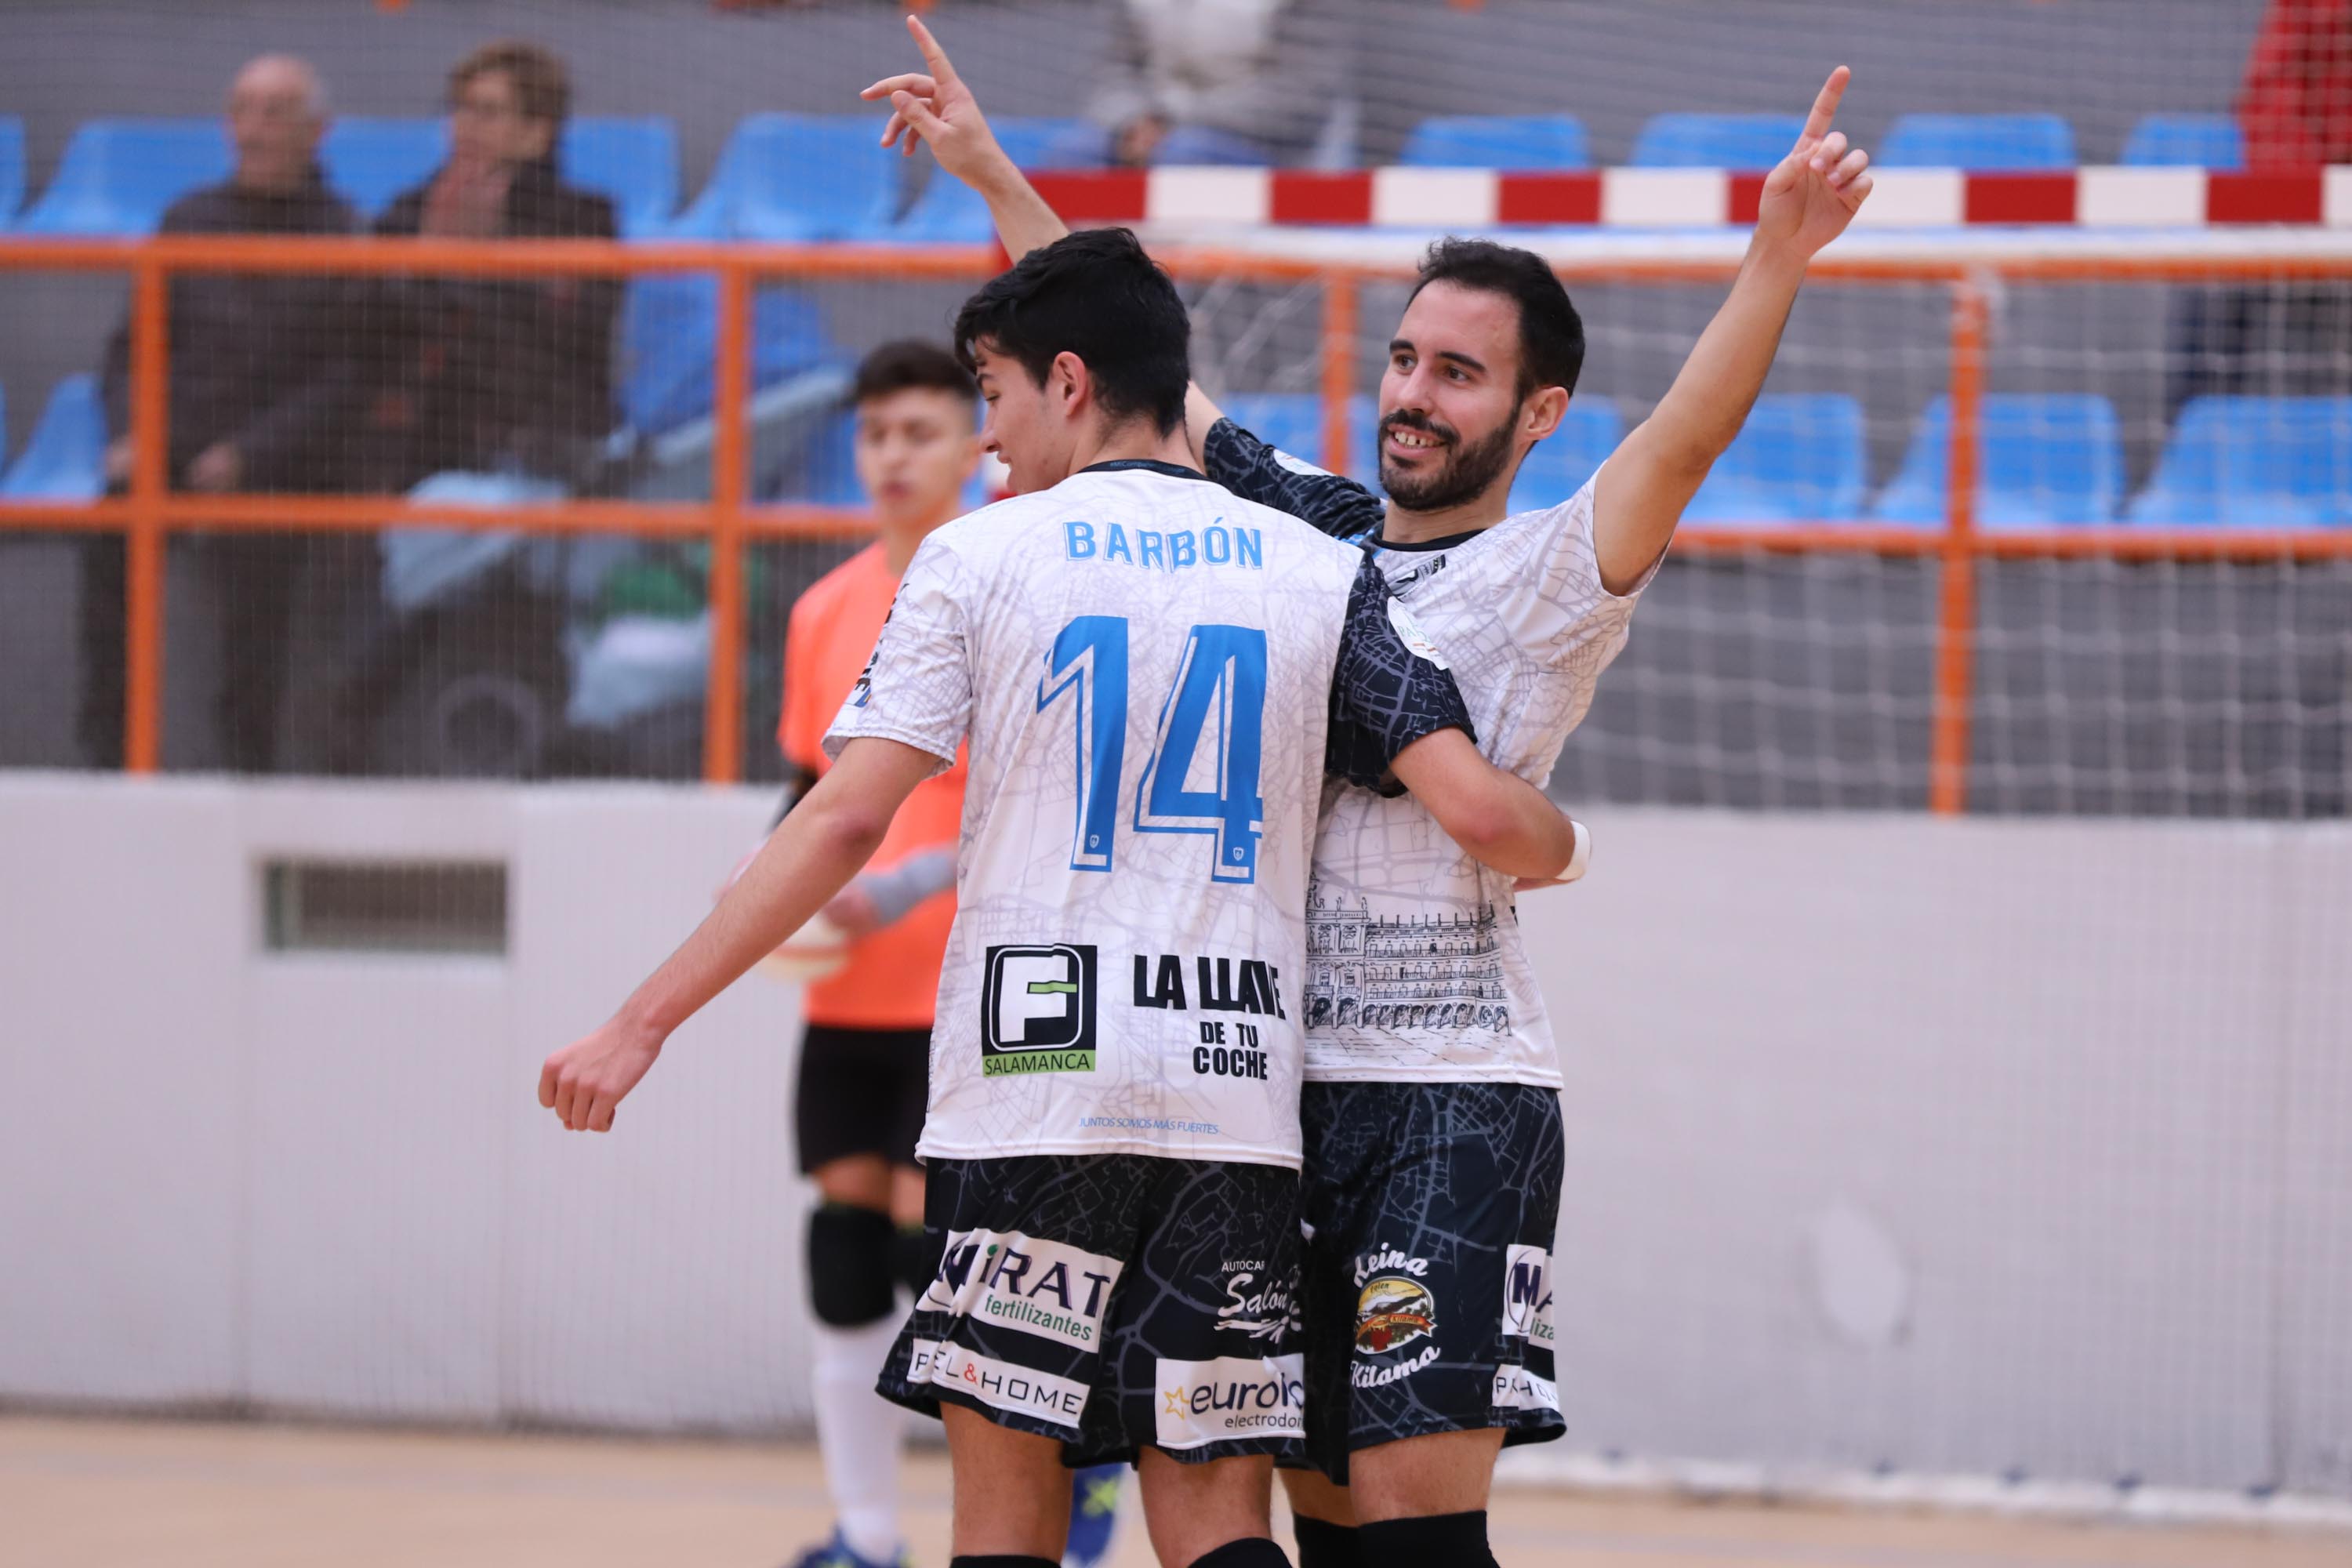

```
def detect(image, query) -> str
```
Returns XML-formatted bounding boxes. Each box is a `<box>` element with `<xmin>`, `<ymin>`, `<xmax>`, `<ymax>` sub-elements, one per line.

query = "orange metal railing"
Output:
<box><xmin>5</xmin><ymin>236</ymin><xmax>2352</xmax><ymax>806</ymax></box>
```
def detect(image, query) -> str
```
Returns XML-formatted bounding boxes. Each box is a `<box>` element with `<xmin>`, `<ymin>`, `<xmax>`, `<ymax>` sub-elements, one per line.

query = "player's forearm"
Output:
<box><xmin>1391</xmin><ymin>729</ymin><xmax>1582</xmax><ymax>880</ymax></box>
<box><xmin>1454</xmin><ymin>771</ymin><xmax>1583</xmax><ymax>882</ymax></box>
<box><xmin>972</xmin><ymin>154</ymin><xmax>1070</xmax><ymax>260</ymax></box>
<box><xmin>1647</xmin><ymin>237</ymin><xmax>1809</xmax><ymax>472</ymax></box>
<box><xmin>615</xmin><ymin>792</ymin><xmax>893</xmax><ymax>1040</ymax></box>
<box><xmin>1594</xmin><ymin>237</ymin><xmax>1808</xmax><ymax>590</ymax></box>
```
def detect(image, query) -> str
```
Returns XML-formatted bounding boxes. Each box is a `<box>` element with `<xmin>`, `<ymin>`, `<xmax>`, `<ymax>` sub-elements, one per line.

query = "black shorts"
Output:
<box><xmin>793</xmin><ymin>1023</ymin><xmax>931</xmax><ymax>1173</ymax></box>
<box><xmin>1291</xmin><ymin>1080</ymin><xmax>1565</xmax><ymax>1483</ymax></box>
<box><xmin>878</xmin><ymin>1153</ymin><xmax>1307</xmax><ymax>1468</ymax></box>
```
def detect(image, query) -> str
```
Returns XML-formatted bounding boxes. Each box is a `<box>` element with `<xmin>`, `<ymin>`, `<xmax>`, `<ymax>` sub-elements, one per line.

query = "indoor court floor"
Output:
<box><xmin>5</xmin><ymin>1415</ymin><xmax>2346</xmax><ymax>1568</ymax></box>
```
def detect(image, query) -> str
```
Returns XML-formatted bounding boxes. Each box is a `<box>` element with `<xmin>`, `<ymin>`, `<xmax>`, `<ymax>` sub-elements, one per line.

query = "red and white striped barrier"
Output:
<box><xmin>1025</xmin><ymin>166</ymin><xmax>2352</xmax><ymax>230</ymax></box>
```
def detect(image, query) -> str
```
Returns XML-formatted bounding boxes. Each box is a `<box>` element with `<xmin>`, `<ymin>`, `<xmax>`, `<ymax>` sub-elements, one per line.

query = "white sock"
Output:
<box><xmin>811</xmin><ymin>1314</ymin><xmax>907</xmax><ymax>1563</ymax></box>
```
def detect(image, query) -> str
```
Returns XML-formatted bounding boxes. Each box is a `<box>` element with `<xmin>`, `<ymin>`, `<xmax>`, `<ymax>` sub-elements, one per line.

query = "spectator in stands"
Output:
<box><xmin>353</xmin><ymin>40</ymin><xmax>620</xmax><ymax>491</ymax></box>
<box><xmin>81</xmin><ymin>53</ymin><xmax>357</xmax><ymax>772</ymax></box>
<box><xmin>2169</xmin><ymin>0</ymin><xmax>2352</xmax><ymax>419</ymax></box>
<box><xmin>1055</xmin><ymin>0</ymin><xmax>1343</xmax><ymax>167</ymax></box>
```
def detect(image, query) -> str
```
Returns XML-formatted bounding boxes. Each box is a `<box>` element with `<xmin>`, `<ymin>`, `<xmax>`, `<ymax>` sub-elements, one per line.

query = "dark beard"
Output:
<box><xmin>1379</xmin><ymin>414</ymin><xmax>1519</xmax><ymax>513</ymax></box>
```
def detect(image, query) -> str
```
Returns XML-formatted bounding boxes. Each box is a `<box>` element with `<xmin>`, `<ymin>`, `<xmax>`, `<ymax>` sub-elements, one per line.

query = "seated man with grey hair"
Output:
<box><xmin>83</xmin><ymin>53</ymin><xmax>358</xmax><ymax>771</ymax></box>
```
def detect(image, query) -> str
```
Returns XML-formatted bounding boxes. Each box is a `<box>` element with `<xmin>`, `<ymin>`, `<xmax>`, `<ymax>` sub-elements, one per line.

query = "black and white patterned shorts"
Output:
<box><xmin>879</xmin><ymin>1152</ymin><xmax>1308</xmax><ymax>1468</ymax></box>
<box><xmin>1290</xmin><ymin>1081</ymin><xmax>1566</xmax><ymax>1483</ymax></box>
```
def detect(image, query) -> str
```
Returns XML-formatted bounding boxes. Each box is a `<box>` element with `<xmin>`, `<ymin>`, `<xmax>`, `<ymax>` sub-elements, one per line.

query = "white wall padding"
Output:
<box><xmin>2</xmin><ymin>778</ymin><xmax>2346</xmax><ymax>1498</ymax></box>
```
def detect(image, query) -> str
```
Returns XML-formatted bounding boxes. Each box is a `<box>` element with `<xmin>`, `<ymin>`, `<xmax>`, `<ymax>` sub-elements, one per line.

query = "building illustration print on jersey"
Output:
<box><xmin>1200</xmin><ymin>416</ymin><xmax>1657</xmax><ymax>1088</ymax></box>
<box><xmin>1304</xmin><ymin>887</ymin><xmax>1509</xmax><ymax>1035</ymax></box>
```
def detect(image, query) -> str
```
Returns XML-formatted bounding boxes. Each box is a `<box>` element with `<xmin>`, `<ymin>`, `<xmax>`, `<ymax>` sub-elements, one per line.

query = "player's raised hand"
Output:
<box><xmin>860</xmin><ymin>13</ymin><xmax>1004</xmax><ymax>182</ymax></box>
<box><xmin>538</xmin><ymin>1014</ymin><xmax>664</xmax><ymax>1134</ymax></box>
<box><xmin>1755</xmin><ymin>67</ymin><xmax>1873</xmax><ymax>258</ymax></box>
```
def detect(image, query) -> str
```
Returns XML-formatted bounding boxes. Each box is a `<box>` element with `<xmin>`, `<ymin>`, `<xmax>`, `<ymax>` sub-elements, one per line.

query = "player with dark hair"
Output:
<box><xmin>540</xmin><ymin>222</ymin><xmax>1587</xmax><ymax>1568</ymax></box>
<box><xmin>869</xmin><ymin>18</ymin><xmax>1874</xmax><ymax>1565</ymax></box>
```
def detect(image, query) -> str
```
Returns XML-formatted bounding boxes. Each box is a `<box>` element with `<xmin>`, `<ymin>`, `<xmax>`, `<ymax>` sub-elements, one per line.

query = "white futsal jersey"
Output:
<box><xmin>826</xmin><ymin>459</ymin><xmax>1473</xmax><ymax>1167</ymax></box>
<box><xmin>1203</xmin><ymin>421</ymin><xmax>1654</xmax><ymax>1087</ymax></box>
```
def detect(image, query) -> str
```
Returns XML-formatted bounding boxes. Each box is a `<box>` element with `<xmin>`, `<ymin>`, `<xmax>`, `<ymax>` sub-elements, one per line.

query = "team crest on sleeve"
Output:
<box><xmin>1386</xmin><ymin>599</ymin><xmax>1451</xmax><ymax>670</ymax></box>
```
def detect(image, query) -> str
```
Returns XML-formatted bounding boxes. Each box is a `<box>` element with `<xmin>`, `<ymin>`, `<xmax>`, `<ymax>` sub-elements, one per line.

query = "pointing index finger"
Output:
<box><xmin>908</xmin><ymin>13</ymin><xmax>959</xmax><ymax>83</ymax></box>
<box><xmin>1802</xmin><ymin>65</ymin><xmax>1851</xmax><ymax>144</ymax></box>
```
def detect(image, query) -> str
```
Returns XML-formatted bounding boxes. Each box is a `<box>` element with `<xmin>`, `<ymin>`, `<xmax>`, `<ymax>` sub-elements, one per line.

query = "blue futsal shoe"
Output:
<box><xmin>786</xmin><ymin>1529</ymin><xmax>910</xmax><ymax>1568</ymax></box>
<box><xmin>1062</xmin><ymin>1462</ymin><xmax>1125</xmax><ymax>1568</ymax></box>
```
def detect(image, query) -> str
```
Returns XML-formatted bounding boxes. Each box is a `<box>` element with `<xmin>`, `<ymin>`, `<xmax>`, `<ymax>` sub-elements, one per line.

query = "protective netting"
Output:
<box><xmin>5</xmin><ymin>0</ymin><xmax>2352</xmax><ymax>1515</ymax></box>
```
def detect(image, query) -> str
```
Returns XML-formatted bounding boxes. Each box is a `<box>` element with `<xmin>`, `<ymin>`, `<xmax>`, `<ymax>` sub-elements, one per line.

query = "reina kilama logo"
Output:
<box><xmin>981</xmin><ymin>944</ymin><xmax>1098</xmax><ymax>1076</ymax></box>
<box><xmin>1354</xmin><ymin>1273</ymin><xmax>1437</xmax><ymax>1355</ymax></box>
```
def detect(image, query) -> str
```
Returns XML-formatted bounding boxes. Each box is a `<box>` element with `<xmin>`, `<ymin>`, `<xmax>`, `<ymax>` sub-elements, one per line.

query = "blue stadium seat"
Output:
<box><xmin>1871</xmin><ymin>394</ymin><xmax>2122</xmax><ymax>528</ymax></box>
<box><xmin>1219</xmin><ymin>393</ymin><xmax>1324</xmax><ymax>467</ymax></box>
<box><xmin>1680</xmin><ymin>394</ymin><xmax>1867</xmax><ymax>523</ymax></box>
<box><xmin>2121</xmin><ymin>114</ymin><xmax>2245</xmax><ymax>170</ymax></box>
<box><xmin>2126</xmin><ymin>396</ymin><xmax>2352</xmax><ymax>528</ymax></box>
<box><xmin>669</xmin><ymin>114</ymin><xmax>900</xmax><ymax>241</ymax></box>
<box><xmin>1399</xmin><ymin>115</ymin><xmax>1590</xmax><ymax>170</ymax></box>
<box><xmin>891</xmin><ymin>118</ymin><xmax>1088</xmax><ymax>241</ymax></box>
<box><xmin>1629</xmin><ymin>113</ymin><xmax>1805</xmax><ymax>169</ymax></box>
<box><xmin>1878</xmin><ymin>113</ymin><xmax>2077</xmax><ymax>170</ymax></box>
<box><xmin>322</xmin><ymin>118</ymin><xmax>446</xmax><ymax>219</ymax></box>
<box><xmin>616</xmin><ymin>274</ymin><xmax>840</xmax><ymax>437</ymax></box>
<box><xmin>564</xmin><ymin>116</ymin><xmax>679</xmax><ymax>238</ymax></box>
<box><xmin>1507</xmin><ymin>399</ymin><xmax>1626</xmax><ymax>512</ymax></box>
<box><xmin>15</xmin><ymin>118</ymin><xmax>232</xmax><ymax>234</ymax></box>
<box><xmin>0</xmin><ymin>117</ymin><xmax>24</xmax><ymax>227</ymax></box>
<box><xmin>0</xmin><ymin>376</ymin><xmax>107</xmax><ymax>499</ymax></box>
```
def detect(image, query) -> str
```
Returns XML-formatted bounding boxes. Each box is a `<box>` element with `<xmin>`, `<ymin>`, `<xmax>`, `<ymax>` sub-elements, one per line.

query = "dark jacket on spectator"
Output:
<box><xmin>100</xmin><ymin>166</ymin><xmax>359</xmax><ymax>491</ymax></box>
<box><xmin>355</xmin><ymin>155</ymin><xmax>620</xmax><ymax>490</ymax></box>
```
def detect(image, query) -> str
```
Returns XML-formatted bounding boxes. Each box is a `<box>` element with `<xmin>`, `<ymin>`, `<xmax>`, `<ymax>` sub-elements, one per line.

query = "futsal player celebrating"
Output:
<box><xmin>540</xmin><ymin>228</ymin><xmax>1587</xmax><ymax>1568</ymax></box>
<box><xmin>866</xmin><ymin>20</ymin><xmax>1873</xmax><ymax>1565</ymax></box>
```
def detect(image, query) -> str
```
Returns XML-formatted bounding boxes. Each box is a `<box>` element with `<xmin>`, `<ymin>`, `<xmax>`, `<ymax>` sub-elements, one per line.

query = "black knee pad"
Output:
<box><xmin>1356</xmin><ymin>1512</ymin><xmax>1493</xmax><ymax>1567</ymax></box>
<box><xmin>1188</xmin><ymin>1539</ymin><xmax>1292</xmax><ymax>1568</ymax></box>
<box><xmin>808</xmin><ymin>1203</ymin><xmax>896</xmax><ymax>1327</ymax></box>
<box><xmin>1290</xmin><ymin>1515</ymin><xmax>1360</xmax><ymax>1568</ymax></box>
<box><xmin>892</xmin><ymin>1220</ymin><xmax>945</xmax><ymax>1298</ymax></box>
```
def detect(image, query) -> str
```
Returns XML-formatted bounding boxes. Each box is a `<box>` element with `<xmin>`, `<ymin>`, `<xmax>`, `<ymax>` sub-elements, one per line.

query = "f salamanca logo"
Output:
<box><xmin>981</xmin><ymin>944</ymin><xmax>1098</xmax><ymax>1076</ymax></box>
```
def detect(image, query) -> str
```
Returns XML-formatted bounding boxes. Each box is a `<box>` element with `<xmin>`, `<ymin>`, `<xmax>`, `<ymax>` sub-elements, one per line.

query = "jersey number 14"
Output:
<box><xmin>1038</xmin><ymin>616</ymin><xmax>1266</xmax><ymax>884</ymax></box>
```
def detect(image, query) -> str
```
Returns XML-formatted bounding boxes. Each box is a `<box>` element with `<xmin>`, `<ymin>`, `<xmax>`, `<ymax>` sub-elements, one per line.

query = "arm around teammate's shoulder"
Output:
<box><xmin>1204</xmin><ymin>416</ymin><xmax>1387</xmax><ymax>542</ymax></box>
<box><xmin>1388</xmin><ymin>731</ymin><xmax>1584</xmax><ymax>882</ymax></box>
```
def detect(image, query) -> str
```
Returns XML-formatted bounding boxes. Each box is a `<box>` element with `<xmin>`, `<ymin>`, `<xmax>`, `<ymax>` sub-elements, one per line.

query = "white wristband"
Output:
<box><xmin>1561</xmin><ymin>819</ymin><xmax>1592</xmax><ymax>884</ymax></box>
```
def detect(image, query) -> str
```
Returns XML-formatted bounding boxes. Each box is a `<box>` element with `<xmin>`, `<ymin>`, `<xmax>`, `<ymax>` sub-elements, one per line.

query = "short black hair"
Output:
<box><xmin>952</xmin><ymin>227</ymin><xmax>1190</xmax><ymax>437</ymax></box>
<box><xmin>1408</xmin><ymin>238</ymin><xmax>1584</xmax><ymax>401</ymax></box>
<box><xmin>852</xmin><ymin>339</ymin><xmax>978</xmax><ymax>409</ymax></box>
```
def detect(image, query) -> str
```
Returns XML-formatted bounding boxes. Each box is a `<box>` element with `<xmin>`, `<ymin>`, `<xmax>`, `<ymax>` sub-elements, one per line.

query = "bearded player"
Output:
<box><xmin>866</xmin><ymin>19</ymin><xmax>1874</xmax><ymax>1566</ymax></box>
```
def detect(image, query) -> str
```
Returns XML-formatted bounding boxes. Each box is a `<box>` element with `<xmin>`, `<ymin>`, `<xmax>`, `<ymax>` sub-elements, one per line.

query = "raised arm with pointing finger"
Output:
<box><xmin>865</xmin><ymin>15</ymin><xmax>1875</xmax><ymax>595</ymax></box>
